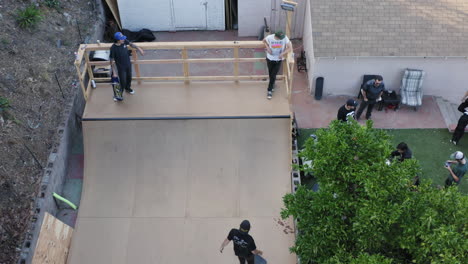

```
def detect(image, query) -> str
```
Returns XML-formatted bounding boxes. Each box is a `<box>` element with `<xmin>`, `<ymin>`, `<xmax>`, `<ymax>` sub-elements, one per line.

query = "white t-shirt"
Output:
<box><xmin>265</xmin><ymin>34</ymin><xmax>290</xmax><ymax>61</ymax></box>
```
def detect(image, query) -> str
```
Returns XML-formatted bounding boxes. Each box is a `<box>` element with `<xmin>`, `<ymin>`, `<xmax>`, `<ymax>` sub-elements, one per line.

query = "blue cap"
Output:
<box><xmin>114</xmin><ymin>32</ymin><xmax>127</xmax><ymax>41</ymax></box>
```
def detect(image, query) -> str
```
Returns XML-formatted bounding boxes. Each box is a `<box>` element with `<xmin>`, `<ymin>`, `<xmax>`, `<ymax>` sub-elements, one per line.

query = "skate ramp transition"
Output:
<box><xmin>68</xmin><ymin>41</ymin><xmax>296</xmax><ymax>263</ymax></box>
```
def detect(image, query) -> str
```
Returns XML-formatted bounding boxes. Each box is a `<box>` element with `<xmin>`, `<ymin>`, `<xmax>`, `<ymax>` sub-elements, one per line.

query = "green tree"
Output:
<box><xmin>282</xmin><ymin>120</ymin><xmax>468</xmax><ymax>264</ymax></box>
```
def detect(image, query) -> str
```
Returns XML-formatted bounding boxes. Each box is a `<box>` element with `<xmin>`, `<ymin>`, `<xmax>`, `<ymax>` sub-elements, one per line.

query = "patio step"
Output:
<box><xmin>435</xmin><ymin>96</ymin><xmax>465</xmax><ymax>132</ymax></box>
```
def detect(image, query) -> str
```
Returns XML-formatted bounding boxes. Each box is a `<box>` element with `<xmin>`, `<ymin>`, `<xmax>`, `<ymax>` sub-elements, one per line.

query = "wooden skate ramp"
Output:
<box><xmin>67</xmin><ymin>118</ymin><xmax>296</xmax><ymax>264</ymax></box>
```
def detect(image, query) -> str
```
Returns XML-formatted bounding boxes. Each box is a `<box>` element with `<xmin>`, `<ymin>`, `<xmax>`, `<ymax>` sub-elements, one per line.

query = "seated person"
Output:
<box><xmin>445</xmin><ymin>151</ymin><xmax>467</xmax><ymax>186</ymax></box>
<box><xmin>337</xmin><ymin>99</ymin><xmax>358</xmax><ymax>122</ymax></box>
<box><xmin>391</xmin><ymin>142</ymin><xmax>412</xmax><ymax>162</ymax></box>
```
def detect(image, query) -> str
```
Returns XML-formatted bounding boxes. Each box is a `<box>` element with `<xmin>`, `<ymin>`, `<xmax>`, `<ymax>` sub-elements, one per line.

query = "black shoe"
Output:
<box><xmin>366</xmin><ymin>116</ymin><xmax>372</xmax><ymax>120</ymax></box>
<box><xmin>267</xmin><ymin>91</ymin><xmax>272</xmax><ymax>100</ymax></box>
<box><xmin>113</xmin><ymin>96</ymin><xmax>123</xmax><ymax>102</ymax></box>
<box><xmin>125</xmin><ymin>88</ymin><xmax>135</xmax><ymax>94</ymax></box>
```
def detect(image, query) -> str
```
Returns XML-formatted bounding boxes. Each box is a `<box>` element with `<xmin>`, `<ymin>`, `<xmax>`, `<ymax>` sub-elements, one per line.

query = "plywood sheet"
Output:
<box><xmin>83</xmin><ymin>81</ymin><xmax>290</xmax><ymax>119</ymax></box>
<box><xmin>32</xmin><ymin>212</ymin><xmax>73</xmax><ymax>264</ymax></box>
<box><xmin>68</xmin><ymin>119</ymin><xmax>295</xmax><ymax>263</ymax></box>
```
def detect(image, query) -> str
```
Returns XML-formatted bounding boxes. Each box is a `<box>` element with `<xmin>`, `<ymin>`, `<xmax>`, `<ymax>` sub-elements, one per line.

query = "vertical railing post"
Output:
<box><xmin>233</xmin><ymin>47</ymin><xmax>239</xmax><ymax>83</ymax></box>
<box><xmin>182</xmin><ymin>48</ymin><xmax>189</xmax><ymax>84</ymax></box>
<box><xmin>74</xmin><ymin>63</ymin><xmax>87</xmax><ymax>101</ymax></box>
<box><xmin>84</xmin><ymin>51</ymin><xmax>95</xmax><ymax>88</ymax></box>
<box><xmin>132</xmin><ymin>50</ymin><xmax>142</xmax><ymax>85</ymax></box>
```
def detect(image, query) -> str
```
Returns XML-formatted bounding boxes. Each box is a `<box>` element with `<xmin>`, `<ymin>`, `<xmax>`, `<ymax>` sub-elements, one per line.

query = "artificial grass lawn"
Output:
<box><xmin>298</xmin><ymin>128</ymin><xmax>468</xmax><ymax>194</ymax></box>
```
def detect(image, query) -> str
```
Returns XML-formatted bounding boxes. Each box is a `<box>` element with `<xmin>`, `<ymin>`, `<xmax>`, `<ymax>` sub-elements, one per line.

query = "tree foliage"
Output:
<box><xmin>282</xmin><ymin>120</ymin><xmax>468</xmax><ymax>264</ymax></box>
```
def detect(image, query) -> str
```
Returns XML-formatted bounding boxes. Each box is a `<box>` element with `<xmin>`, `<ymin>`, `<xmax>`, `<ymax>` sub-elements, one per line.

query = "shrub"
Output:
<box><xmin>0</xmin><ymin>96</ymin><xmax>10</xmax><ymax>112</ymax></box>
<box><xmin>282</xmin><ymin>120</ymin><xmax>468</xmax><ymax>263</ymax></box>
<box><xmin>16</xmin><ymin>5</ymin><xmax>43</xmax><ymax>29</ymax></box>
<box><xmin>43</xmin><ymin>0</ymin><xmax>60</xmax><ymax>9</ymax></box>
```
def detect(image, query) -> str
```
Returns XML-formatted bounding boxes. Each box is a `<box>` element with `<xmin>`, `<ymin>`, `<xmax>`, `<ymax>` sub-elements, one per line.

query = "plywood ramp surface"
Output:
<box><xmin>67</xmin><ymin>119</ymin><xmax>295</xmax><ymax>264</ymax></box>
<box><xmin>32</xmin><ymin>213</ymin><xmax>73</xmax><ymax>264</ymax></box>
<box><xmin>84</xmin><ymin>81</ymin><xmax>290</xmax><ymax>119</ymax></box>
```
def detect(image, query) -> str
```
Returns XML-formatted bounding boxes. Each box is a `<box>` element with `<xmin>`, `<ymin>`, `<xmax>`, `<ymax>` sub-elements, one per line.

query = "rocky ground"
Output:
<box><xmin>0</xmin><ymin>0</ymin><xmax>98</xmax><ymax>262</ymax></box>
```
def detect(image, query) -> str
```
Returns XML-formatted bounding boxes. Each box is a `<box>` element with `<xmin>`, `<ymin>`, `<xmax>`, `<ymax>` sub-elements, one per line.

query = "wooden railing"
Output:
<box><xmin>74</xmin><ymin>41</ymin><xmax>294</xmax><ymax>101</ymax></box>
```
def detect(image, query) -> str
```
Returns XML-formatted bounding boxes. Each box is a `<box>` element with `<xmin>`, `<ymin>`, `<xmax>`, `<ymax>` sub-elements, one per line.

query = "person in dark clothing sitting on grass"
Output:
<box><xmin>391</xmin><ymin>142</ymin><xmax>412</xmax><ymax>162</ymax></box>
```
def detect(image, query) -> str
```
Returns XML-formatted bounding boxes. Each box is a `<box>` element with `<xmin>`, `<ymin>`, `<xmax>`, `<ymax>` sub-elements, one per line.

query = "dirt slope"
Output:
<box><xmin>0</xmin><ymin>1</ymin><xmax>97</xmax><ymax>262</ymax></box>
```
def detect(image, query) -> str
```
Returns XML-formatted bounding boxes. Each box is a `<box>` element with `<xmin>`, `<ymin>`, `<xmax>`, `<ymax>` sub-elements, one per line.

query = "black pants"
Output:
<box><xmin>238</xmin><ymin>255</ymin><xmax>255</xmax><ymax>264</ymax></box>
<box><xmin>117</xmin><ymin>66</ymin><xmax>132</xmax><ymax>93</ymax></box>
<box><xmin>445</xmin><ymin>177</ymin><xmax>455</xmax><ymax>187</ymax></box>
<box><xmin>356</xmin><ymin>100</ymin><xmax>376</xmax><ymax>119</ymax></box>
<box><xmin>266</xmin><ymin>59</ymin><xmax>282</xmax><ymax>91</ymax></box>
<box><xmin>452</xmin><ymin>114</ymin><xmax>468</xmax><ymax>144</ymax></box>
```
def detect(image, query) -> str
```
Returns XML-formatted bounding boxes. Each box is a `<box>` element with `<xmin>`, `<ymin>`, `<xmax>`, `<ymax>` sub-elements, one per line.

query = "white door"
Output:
<box><xmin>118</xmin><ymin>0</ymin><xmax>224</xmax><ymax>31</ymax></box>
<box><xmin>173</xmin><ymin>0</ymin><xmax>207</xmax><ymax>30</ymax></box>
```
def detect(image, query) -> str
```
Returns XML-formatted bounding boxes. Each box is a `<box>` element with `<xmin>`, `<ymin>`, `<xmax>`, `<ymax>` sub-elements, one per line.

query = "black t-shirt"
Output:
<box><xmin>110</xmin><ymin>40</ymin><xmax>131</xmax><ymax>69</ymax></box>
<box><xmin>363</xmin><ymin>80</ymin><xmax>385</xmax><ymax>100</ymax></box>
<box><xmin>391</xmin><ymin>148</ymin><xmax>412</xmax><ymax>162</ymax></box>
<box><xmin>227</xmin><ymin>229</ymin><xmax>256</xmax><ymax>257</ymax></box>
<box><xmin>337</xmin><ymin>105</ymin><xmax>355</xmax><ymax>122</ymax></box>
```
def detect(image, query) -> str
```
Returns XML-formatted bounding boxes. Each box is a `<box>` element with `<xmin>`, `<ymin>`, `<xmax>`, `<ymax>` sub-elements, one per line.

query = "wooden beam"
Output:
<box><xmin>132</xmin><ymin>51</ymin><xmax>142</xmax><ymax>85</ymax></box>
<box><xmin>182</xmin><ymin>49</ymin><xmax>189</xmax><ymax>84</ymax></box>
<box><xmin>233</xmin><ymin>47</ymin><xmax>239</xmax><ymax>83</ymax></box>
<box><xmin>74</xmin><ymin>44</ymin><xmax>87</xmax><ymax>66</ymax></box>
<box><xmin>80</xmin><ymin>41</ymin><xmax>265</xmax><ymax>51</ymax></box>
<box><xmin>88</xmin><ymin>58</ymin><xmax>265</xmax><ymax>66</ymax></box>
<box><xmin>283</xmin><ymin>0</ymin><xmax>298</xmax><ymax>6</ymax></box>
<box><xmin>86</xmin><ymin>79</ymin><xmax>93</xmax><ymax>99</ymax></box>
<box><xmin>84</xmin><ymin>51</ymin><xmax>95</xmax><ymax>86</ymax></box>
<box><xmin>31</xmin><ymin>213</ymin><xmax>73</xmax><ymax>264</ymax></box>
<box><xmin>104</xmin><ymin>0</ymin><xmax>122</xmax><ymax>29</ymax></box>
<box><xmin>74</xmin><ymin>63</ymin><xmax>87</xmax><ymax>101</ymax></box>
<box><xmin>93</xmin><ymin>75</ymin><xmax>285</xmax><ymax>82</ymax></box>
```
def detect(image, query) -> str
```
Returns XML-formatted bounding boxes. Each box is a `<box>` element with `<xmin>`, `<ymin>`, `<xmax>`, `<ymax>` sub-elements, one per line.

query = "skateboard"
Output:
<box><xmin>111</xmin><ymin>76</ymin><xmax>123</xmax><ymax>100</ymax></box>
<box><xmin>255</xmin><ymin>255</ymin><xmax>267</xmax><ymax>264</ymax></box>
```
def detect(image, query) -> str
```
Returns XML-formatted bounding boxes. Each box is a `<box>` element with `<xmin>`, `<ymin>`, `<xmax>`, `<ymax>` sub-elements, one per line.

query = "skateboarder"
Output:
<box><xmin>220</xmin><ymin>220</ymin><xmax>263</xmax><ymax>264</ymax></box>
<box><xmin>110</xmin><ymin>32</ymin><xmax>144</xmax><ymax>101</ymax></box>
<box><xmin>262</xmin><ymin>31</ymin><xmax>292</xmax><ymax>100</ymax></box>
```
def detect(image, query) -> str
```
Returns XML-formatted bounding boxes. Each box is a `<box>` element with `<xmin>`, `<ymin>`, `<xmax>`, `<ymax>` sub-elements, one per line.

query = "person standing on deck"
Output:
<box><xmin>110</xmin><ymin>32</ymin><xmax>144</xmax><ymax>101</ymax></box>
<box><xmin>262</xmin><ymin>31</ymin><xmax>293</xmax><ymax>100</ymax></box>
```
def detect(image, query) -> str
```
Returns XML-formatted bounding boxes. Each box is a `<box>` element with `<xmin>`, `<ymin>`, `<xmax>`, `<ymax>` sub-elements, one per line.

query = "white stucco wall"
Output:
<box><xmin>310</xmin><ymin>57</ymin><xmax>468</xmax><ymax>104</ymax></box>
<box><xmin>238</xmin><ymin>0</ymin><xmax>305</xmax><ymax>38</ymax></box>
<box><xmin>118</xmin><ymin>0</ymin><xmax>225</xmax><ymax>31</ymax></box>
<box><xmin>238</xmin><ymin>0</ymin><xmax>271</xmax><ymax>37</ymax></box>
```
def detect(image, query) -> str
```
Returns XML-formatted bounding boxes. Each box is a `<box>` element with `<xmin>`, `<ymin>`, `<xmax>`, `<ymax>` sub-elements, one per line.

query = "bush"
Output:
<box><xmin>282</xmin><ymin>120</ymin><xmax>468</xmax><ymax>264</ymax></box>
<box><xmin>0</xmin><ymin>96</ymin><xmax>10</xmax><ymax>112</ymax></box>
<box><xmin>43</xmin><ymin>0</ymin><xmax>60</xmax><ymax>9</ymax></box>
<box><xmin>16</xmin><ymin>5</ymin><xmax>42</xmax><ymax>29</ymax></box>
